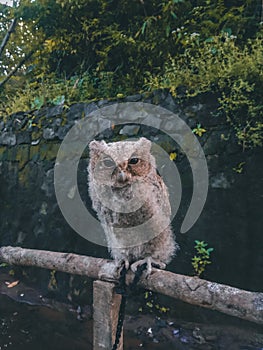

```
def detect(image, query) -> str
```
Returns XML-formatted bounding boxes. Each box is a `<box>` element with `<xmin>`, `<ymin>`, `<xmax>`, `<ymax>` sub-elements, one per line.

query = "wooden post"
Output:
<box><xmin>93</xmin><ymin>280</ymin><xmax>123</xmax><ymax>350</ymax></box>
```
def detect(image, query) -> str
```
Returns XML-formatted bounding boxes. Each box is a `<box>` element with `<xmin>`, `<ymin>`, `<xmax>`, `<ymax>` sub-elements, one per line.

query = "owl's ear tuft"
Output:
<box><xmin>89</xmin><ymin>140</ymin><xmax>107</xmax><ymax>154</ymax></box>
<box><xmin>137</xmin><ymin>137</ymin><xmax>152</xmax><ymax>152</ymax></box>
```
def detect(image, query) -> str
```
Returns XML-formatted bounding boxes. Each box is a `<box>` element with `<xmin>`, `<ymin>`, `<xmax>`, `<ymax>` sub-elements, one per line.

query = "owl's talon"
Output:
<box><xmin>123</xmin><ymin>259</ymin><xmax>130</xmax><ymax>271</ymax></box>
<box><xmin>131</xmin><ymin>257</ymin><xmax>166</xmax><ymax>277</ymax></box>
<box><xmin>113</xmin><ymin>259</ymin><xmax>130</xmax><ymax>279</ymax></box>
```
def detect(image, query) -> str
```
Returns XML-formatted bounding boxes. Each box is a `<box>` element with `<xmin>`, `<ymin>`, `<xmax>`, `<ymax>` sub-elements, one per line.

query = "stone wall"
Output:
<box><xmin>0</xmin><ymin>90</ymin><xmax>262</xmax><ymax>298</ymax></box>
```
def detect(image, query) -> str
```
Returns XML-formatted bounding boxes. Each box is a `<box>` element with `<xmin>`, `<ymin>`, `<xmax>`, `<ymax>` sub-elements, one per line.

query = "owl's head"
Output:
<box><xmin>89</xmin><ymin>137</ymin><xmax>155</xmax><ymax>188</ymax></box>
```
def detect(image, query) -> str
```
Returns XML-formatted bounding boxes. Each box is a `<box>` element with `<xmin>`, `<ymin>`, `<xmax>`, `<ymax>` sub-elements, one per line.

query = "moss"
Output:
<box><xmin>30</xmin><ymin>144</ymin><xmax>41</xmax><ymax>161</ymax></box>
<box><xmin>40</xmin><ymin>142</ymin><xmax>60</xmax><ymax>161</ymax></box>
<box><xmin>18</xmin><ymin>166</ymin><xmax>31</xmax><ymax>186</ymax></box>
<box><xmin>31</xmin><ymin>130</ymin><xmax>42</xmax><ymax>141</ymax></box>
<box><xmin>15</xmin><ymin>145</ymin><xmax>30</xmax><ymax>170</ymax></box>
<box><xmin>0</xmin><ymin>146</ymin><xmax>7</xmax><ymax>161</ymax></box>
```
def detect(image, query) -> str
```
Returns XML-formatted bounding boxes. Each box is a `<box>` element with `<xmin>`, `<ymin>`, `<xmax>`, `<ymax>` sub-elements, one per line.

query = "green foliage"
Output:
<box><xmin>138</xmin><ymin>290</ymin><xmax>170</xmax><ymax>315</ymax></box>
<box><xmin>0</xmin><ymin>262</ymin><xmax>8</xmax><ymax>268</ymax></box>
<box><xmin>48</xmin><ymin>269</ymin><xmax>58</xmax><ymax>290</ymax></box>
<box><xmin>233</xmin><ymin>161</ymin><xmax>246</xmax><ymax>174</ymax></box>
<box><xmin>146</xmin><ymin>31</ymin><xmax>263</xmax><ymax>149</ymax></box>
<box><xmin>192</xmin><ymin>240</ymin><xmax>214</xmax><ymax>277</ymax></box>
<box><xmin>0</xmin><ymin>0</ymin><xmax>262</xmax><ymax>149</ymax></box>
<box><xmin>192</xmin><ymin>123</ymin><xmax>207</xmax><ymax>137</ymax></box>
<box><xmin>0</xmin><ymin>71</ymin><xmax>135</xmax><ymax>115</ymax></box>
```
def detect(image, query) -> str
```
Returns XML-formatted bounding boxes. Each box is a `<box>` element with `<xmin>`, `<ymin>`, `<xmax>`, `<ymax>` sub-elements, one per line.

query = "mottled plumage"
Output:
<box><xmin>88</xmin><ymin>137</ymin><xmax>178</xmax><ymax>274</ymax></box>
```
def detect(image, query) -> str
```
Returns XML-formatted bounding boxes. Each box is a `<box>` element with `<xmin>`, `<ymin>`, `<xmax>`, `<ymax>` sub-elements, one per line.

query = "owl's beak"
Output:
<box><xmin>117</xmin><ymin>170</ymin><xmax>127</xmax><ymax>183</ymax></box>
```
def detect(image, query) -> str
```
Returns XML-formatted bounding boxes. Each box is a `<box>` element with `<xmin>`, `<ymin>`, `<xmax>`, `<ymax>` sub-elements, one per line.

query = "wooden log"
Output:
<box><xmin>93</xmin><ymin>281</ymin><xmax>123</xmax><ymax>350</ymax></box>
<box><xmin>0</xmin><ymin>246</ymin><xmax>262</xmax><ymax>325</ymax></box>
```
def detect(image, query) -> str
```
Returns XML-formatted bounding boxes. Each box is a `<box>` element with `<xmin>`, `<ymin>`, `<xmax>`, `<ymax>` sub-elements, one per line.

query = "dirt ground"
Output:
<box><xmin>0</xmin><ymin>273</ymin><xmax>262</xmax><ymax>350</ymax></box>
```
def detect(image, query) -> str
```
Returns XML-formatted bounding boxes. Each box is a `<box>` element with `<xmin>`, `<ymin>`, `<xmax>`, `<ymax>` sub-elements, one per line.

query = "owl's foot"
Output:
<box><xmin>113</xmin><ymin>258</ymin><xmax>130</xmax><ymax>279</ymax></box>
<box><xmin>131</xmin><ymin>257</ymin><xmax>166</xmax><ymax>276</ymax></box>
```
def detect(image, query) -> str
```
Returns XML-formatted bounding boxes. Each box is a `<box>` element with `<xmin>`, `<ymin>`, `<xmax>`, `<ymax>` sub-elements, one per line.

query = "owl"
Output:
<box><xmin>88</xmin><ymin>137</ymin><xmax>178</xmax><ymax>275</ymax></box>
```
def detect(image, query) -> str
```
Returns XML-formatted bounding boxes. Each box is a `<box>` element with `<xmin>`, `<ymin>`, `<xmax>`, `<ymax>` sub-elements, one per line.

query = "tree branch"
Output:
<box><xmin>0</xmin><ymin>50</ymin><xmax>34</xmax><ymax>88</ymax></box>
<box><xmin>0</xmin><ymin>246</ymin><xmax>262</xmax><ymax>325</ymax></box>
<box><xmin>0</xmin><ymin>18</ymin><xmax>17</xmax><ymax>58</ymax></box>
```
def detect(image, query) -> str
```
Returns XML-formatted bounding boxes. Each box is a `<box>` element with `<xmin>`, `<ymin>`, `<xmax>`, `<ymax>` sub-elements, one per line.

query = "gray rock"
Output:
<box><xmin>41</xmin><ymin>169</ymin><xmax>55</xmax><ymax>197</ymax></box>
<box><xmin>142</xmin><ymin>115</ymin><xmax>161</xmax><ymax>130</ymax></box>
<box><xmin>0</xmin><ymin>132</ymin><xmax>16</xmax><ymax>146</ymax></box>
<box><xmin>161</xmin><ymin>115</ymin><xmax>185</xmax><ymax>133</ymax></box>
<box><xmin>84</xmin><ymin>102</ymin><xmax>98</xmax><ymax>116</ymax></box>
<box><xmin>43</xmin><ymin>128</ymin><xmax>56</xmax><ymax>140</ymax></box>
<box><xmin>17</xmin><ymin>132</ymin><xmax>31</xmax><ymax>144</ymax></box>
<box><xmin>46</xmin><ymin>105</ymin><xmax>64</xmax><ymax>118</ymax></box>
<box><xmin>57</xmin><ymin>125</ymin><xmax>70</xmax><ymax>140</ymax></box>
<box><xmin>54</xmin><ymin>118</ymin><xmax>62</xmax><ymax>127</ymax></box>
<box><xmin>97</xmin><ymin>117</ymin><xmax>112</xmax><ymax>132</ymax></box>
<box><xmin>66</xmin><ymin>103</ymin><xmax>85</xmax><ymax>120</ymax></box>
<box><xmin>100</xmin><ymin>127</ymin><xmax>114</xmax><ymax>139</ymax></box>
<box><xmin>16</xmin><ymin>231</ymin><xmax>26</xmax><ymax>245</ymax></box>
<box><xmin>16</xmin><ymin>117</ymin><xmax>28</xmax><ymax>130</ymax></box>
<box><xmin>210</xmin><ymin>172</ymin><xmax>231</xmax><ymax>189</ymax></box>
<box><xmin>119</xmin><ymin>124</ymin><xmax>140</xmax><ymax>136</ymax></box>
<box><xmin>0</xmin><ymin>121</ymin><xmax>5</xmax><ymax>131</ymax></box>
<box><xmin>162</xmin><ymin>93</ymin><xmax>179</xmax><ymax>113</ymax></box>
<box><xmin>163</xmin><ymin>93</ymin><xmax>175</xmax><ymax>106</ymax></box>
<box><xmin>97</xmin><ymin>99</ymin><xmax>109</xmax><ymax>107</ymax></box>
<box><xmin>33</xmin><ymin>220</ymin><xmax>45</xmax><ymax>237</ymax></box>
<box><xmin>203</xmin><ymin>131</ymin><xmax>225</xmax><ymax>155</ymax></box>
<box><xmin>124</xmin><ymin>94</ymin><xmax>142</xmax><ymax>102</ymax></box>
<box><xmin>117</xmin><ymin>104</ymin><xmax>148</xmax><ymax>122</ymax></box>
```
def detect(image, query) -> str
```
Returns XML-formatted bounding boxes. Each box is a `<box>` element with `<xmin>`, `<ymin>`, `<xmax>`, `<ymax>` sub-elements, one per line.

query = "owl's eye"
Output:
<box><xmin>102</xmin><ymin>157</ymin><xmax>115</xmax><ymax>168</ymax></box>
<box><xmin>129</xmin><ymin>157</ymin><xmax>139</xmax><ymax>165</ymax></box>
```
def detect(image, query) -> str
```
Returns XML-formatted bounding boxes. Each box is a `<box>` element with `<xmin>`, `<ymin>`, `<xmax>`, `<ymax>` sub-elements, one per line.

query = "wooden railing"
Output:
<box><xmin>0</xmin><ymin>246</ymin><xmax>262</xmax><ymax>350</ymax></box>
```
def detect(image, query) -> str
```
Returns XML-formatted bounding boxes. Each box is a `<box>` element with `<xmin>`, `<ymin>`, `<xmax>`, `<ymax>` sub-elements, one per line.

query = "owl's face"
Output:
<box><xmin>89</xmin><ymin>137</ymin><xmax>155</xmax><ymax>188</ymax></box>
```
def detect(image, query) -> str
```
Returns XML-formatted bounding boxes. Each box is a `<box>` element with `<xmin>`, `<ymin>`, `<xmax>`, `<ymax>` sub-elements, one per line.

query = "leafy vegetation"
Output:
<box><xmin>192</xmin><ymin>240</ymin><xmax>214</xmax><ymax>277</ymax></box>
<box><xmin>192</xmin><ymin>123</ymin><xmax>207</xmax><ymax>137</ymax></box>
<box><xmin>0</xmin><ymin>0</ymin><xmax>262</xmax><ymax>147</ymax></box>
<box><xmin>146</xmin><ymin>31</ymin><xmax>263</xmax><ymax>148</ymax></box>
<box><xmin>138</xmin><ymin>290</ymin><xmax>170</xmax><ymax>315</ymax></box>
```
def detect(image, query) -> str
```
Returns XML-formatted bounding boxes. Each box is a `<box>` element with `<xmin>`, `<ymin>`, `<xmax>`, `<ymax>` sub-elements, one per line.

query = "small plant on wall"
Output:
<box><xmin>192</xmin><ymin>240</ymin><xmax>214</xmax><ymax>277</ymax></box>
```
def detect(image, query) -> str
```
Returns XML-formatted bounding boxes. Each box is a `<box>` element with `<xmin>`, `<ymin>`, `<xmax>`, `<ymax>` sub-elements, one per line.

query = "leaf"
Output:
<box><xmin>146</xmin><ymin>302</ymin><xmax>153</xmax><ymax>308</ymax></box>
<box><xmin>192</xmin><ymin>256</ymin><xmax>201</xmax><ymax>262</ymax></box>
<box><xmin>160</xmin><ymin>306</ymin><xmax>169</xmax><ymax>313</ymax></box>
<box><xmin>5</xmin><ymin>280</ymin><xmax>19</xmax><ymax>288</ymax></box>
<box><xmin>116</xmin><ymin>93</ymin><xmax>124</xmax><ymax>98</ymax></box>
<box><xmin>31</xmin><ymin>96</ymin><xmax>45</xmax><ymax>110</ymax></box>
<box><xmin>169</xmin><ymin>152</ymin><xmax>177</xmax><ymax>161</ymax></box>
<box><xmin>52</xmin><ymin>95</ymin><xmax>65</xmax><ymax>106</ymax></box>
<box><xmin>222</xmin><ymin>28</ymin><xmax>232</xmax><ymax>36</ymax></box>
<box><xmin>205</xmin><ymin>37</ymin><xmax>214</xmax><ymax>43</ymax></box>
<box><xmin>141</xmin><ymin>21</ymin><xmax>147</xmax><ymax>35</ymax></box>
<box><xmin>192</xmin><ymin>124</ymin><xmax>207</xmax><ymax>137</ymax></box>
<box><xmin>166</xmin><ymin>25</ymin><xmax>170</xmax><ymax>38</ymax></box>
<box><xmin>170</xmin><ymin>11</ymin><xmax>177</xmax><ymax>19</ymax></box>
<box><xmin>0</xmin><ymin>263</ymin><xmax>8</xmax><ymax>267</ymax></box>
<box><xmin>211</xmin><ymin>47</ymin><xmax>217</xmax><ymax>55</ymax></box>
